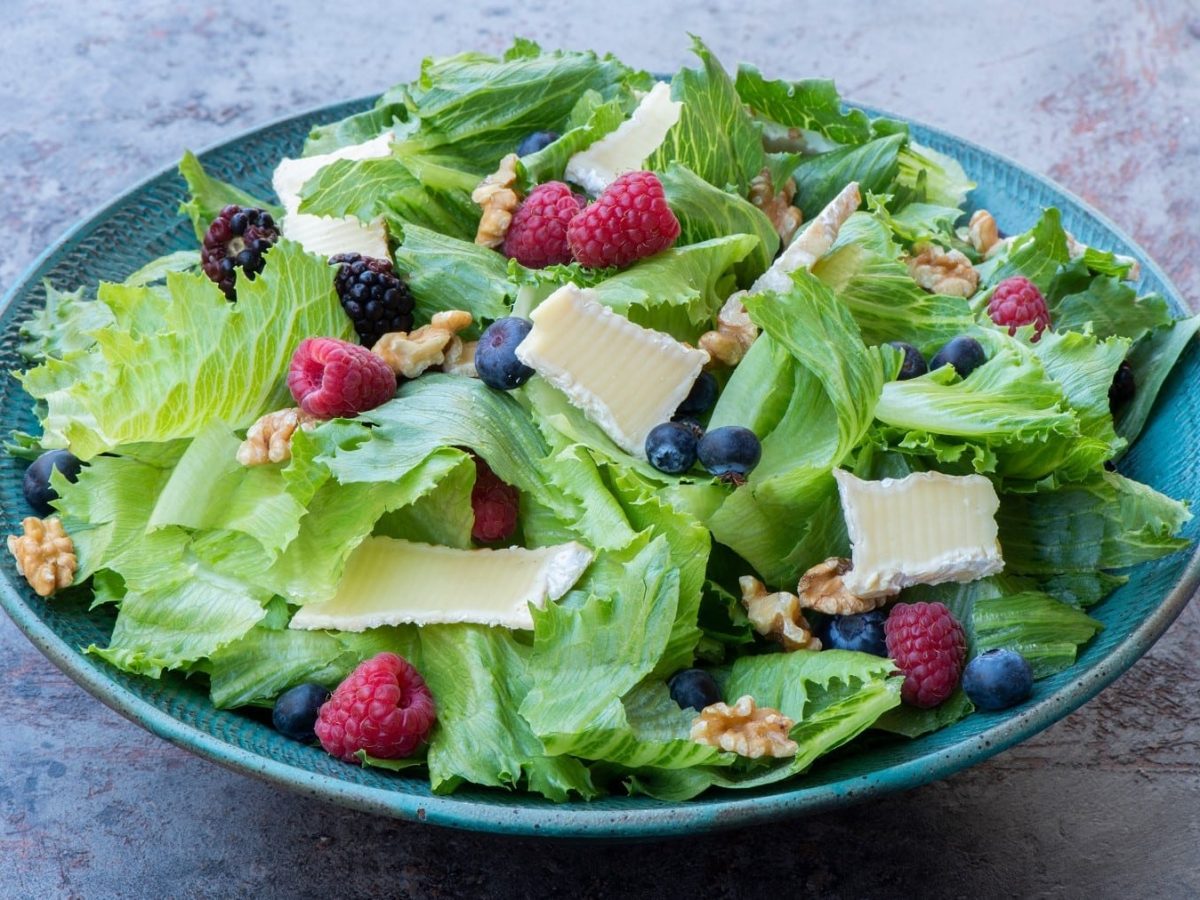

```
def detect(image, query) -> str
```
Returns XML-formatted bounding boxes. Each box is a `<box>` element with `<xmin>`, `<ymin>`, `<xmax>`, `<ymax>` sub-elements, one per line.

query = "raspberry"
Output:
<box><xmin>471</xmin><ymin>456</ymin><xmax>520</xmax><ymax>543</ymax></box>
<box><xmin>884</xmin><ymin>601</ymin><xmax>967</xmax><ymax>708</ymax></box>
<box><xmin>200</xmin><ymin>205</ymin><xmax>279</xmax><ymax>300</ymax></box>
<box><xmin>987</xmin><ymin>275</ymin><xmax>1051</xmax><ymax>340</ymax></box>
<box><xmin>315</xmin><ymin>653</ymin><xmax>436</xmax><ymax>763</ymax></box>
<box><xmin>566</xmin><ymin>171</ymin><xmax>680</xmax><ymax>269</ymax></box>
<box><xmin>331</xmin><ymin>253</ymin><xmax>415</xmax><ymax>348</ymax></box>
<box><xmin>503</xmin><ymin>182</ymin><xmax>583</xmax><ymax>268</ymax></box>
<box><xmin>287</xmin><ymin>336</ymin><xmax>396</xmax><ymax>419</ymax></box>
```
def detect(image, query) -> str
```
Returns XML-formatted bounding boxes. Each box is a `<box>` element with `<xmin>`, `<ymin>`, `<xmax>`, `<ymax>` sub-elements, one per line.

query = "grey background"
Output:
<box><xmin>2</xmin><ymin>1</ymin><xmax>1199</xmax><ymax>897</ymax></box>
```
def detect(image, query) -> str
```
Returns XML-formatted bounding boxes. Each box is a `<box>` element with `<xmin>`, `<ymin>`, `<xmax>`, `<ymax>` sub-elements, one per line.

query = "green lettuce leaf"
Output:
<box><xmin>1116</xmin><ymin>315</ymin><xmax>1200</xmax><ymax>446</ymax></box>
<box><xmin>1050</xmin><ymin>272</ymin><xmax>1173</xmax><ymax>343</ymax></box>
<box><xmin>303</xmin><ymin>101</ymin><xmax>408</xmax><ymax>156</ymax></box>
<box><xmin>392</xmin><ymin>224</ymin><xmax>514</xmax><ymax>331</ymax></box>
<box><xmin>972</xmin><ymin>592</ymin><xmax>1103</xmax><ymax>678</ymax></box>
<box><xmin>17</xmin><ymin>282</ymin><xmax>112</xmax><ymax>363</ymax></box>
<box><xmin>518</xmin><ymin>93</ymin><xmax>628</xmax><ymax>188</ymax></box>
<box><xmin>791</xmin><ymin>134</ymin><xmax>903</xmax><ymax>219</ymax></box>
<box><xmin>733</xmin><ymin>66</ymin><xmax>874</xmax><ymax>146</ymax></box>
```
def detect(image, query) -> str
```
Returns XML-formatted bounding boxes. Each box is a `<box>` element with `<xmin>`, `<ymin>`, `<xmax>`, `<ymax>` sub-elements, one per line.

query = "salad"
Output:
<box><xmin>7</xmin><ymin>37</ymin><xmax>1196</xmax><ymax>803</ymax></box>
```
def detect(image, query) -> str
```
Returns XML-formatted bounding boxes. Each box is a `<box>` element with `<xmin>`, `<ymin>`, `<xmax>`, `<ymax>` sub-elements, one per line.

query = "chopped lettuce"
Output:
<box><xmin>392</xmin><ymin>224</ymin><xmax>514</xmax><ymax>332</ymax></box>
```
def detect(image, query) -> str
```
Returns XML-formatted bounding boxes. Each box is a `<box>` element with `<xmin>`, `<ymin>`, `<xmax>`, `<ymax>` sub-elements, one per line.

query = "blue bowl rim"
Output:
<box><xmin>1</xmin><ymin>94</ymin><xmax>1196</xmax><ymax>840</ymax></box>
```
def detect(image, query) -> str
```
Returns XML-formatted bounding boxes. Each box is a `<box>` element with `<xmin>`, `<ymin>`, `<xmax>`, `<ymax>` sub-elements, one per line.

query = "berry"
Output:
<box><xmin>200</xmin><ymin>205</ymin><xmax>279</xmax><ymax>300</ymax></box>
<box><xmin>697</xmin><ymin>426</ymin><xmax>761</xmax><ymax>485</ymax></box>
<box><xmin>287</xmin><ymin>336</ymin><xmax>397</xmax><ymax>419</ymax></box>
<box><xmin>1109</xmin><ymin>359</ymin><xmax>1136</xmax><ymax>412</ymax></box>
<box><xmin>667</xmin><ymin>668</ymin><xmax>721</xmax><ymax>712</ymax></box>
<box><xmin>272</xmin><ymin>682</ymin><xmax>329</xmax><ymax>742</ymax></box>
<box><xmin>825</xmin><ymin>609</ymin><xmax>888</xmax><ymax>656</ymax></box>
<box><xmin>475</xmin><ymin>317</ymin><xmax>535</xmax><ymax>390</ymax></box>
<box><xmin>885</xmin><ymin>602</ymin><xmax>968</xmax><ymax>708</ymax></box>
<box><xmin>961</xmin><ymin>648</ymin><xmax>1034</xmax><ymax>711</ymax></box>
<box><xmin>987</xmin><ymin>275</ymin><xmax>1051</xmax><ymax>339</ymax></box>
<box><xmin>929</xmin><ymin>335</ymin><xmax>987</xmax><ymax>379</ymax></box>
<box><xmin>888</xmin><ymin>341</ymin><xmax>928</xmax><ymax>381</ymax></box>
<box><xmin>676</xmin><ymin>371</ymin><xmax>719</xmax><ymax>417</ymax></box>
<box><xmin>566</xmin><ymin>171</ymin><xmax>681</xmax><ymax>269</ymax></box>
<box><xmin>516</xmin><ymin>130</ymin><xmax>560</xmax><ymax>156</ymax></box>
<box><xmin>330</xmin><ymin>253</ymin><xmax>415</xmax><ymax>348</ymax></box>
<box><xmin>23</xmin><ymin>450</ymin><xmax>83</xmax><ymax>516</ymax></box>
<box><xmin>671</xmin><ymin>417</ymin><xmax>706</xmax><ymax>441</ymax></box>
<box><xmin>471</xmin><ymin>456</ymin><xmax>520</xmax><ymax>543</ymax></box>
<box><xmin>645</xmin><ymin>422</ymin><xmax>699</xmax><ymax>475</ymax></box>
<box><xmin>315</xmin><ymin>652</ymin><xmax>436</xmax><ymax>763</ymax></box>
<box><xmin>503</xmin><ymin>182</ymin><xmax>584</xmax><ymax>268</ymax></box>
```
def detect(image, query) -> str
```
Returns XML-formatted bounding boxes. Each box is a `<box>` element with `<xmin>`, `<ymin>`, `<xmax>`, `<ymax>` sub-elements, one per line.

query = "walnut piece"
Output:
<box><xmin>906</xmin><ymin>243</ymin><xmax>980</xmax><ymax>298</ymax></box>
<box><xmin>441</xmin><ymin>336</ymin><xmax>479</xmax><ymax>378</ymax></box>
<box><xmin>8</xmin><ymin>516</ymin><xmax>76</xmax><ymax>597</ymax></box>
<box><xmin>796</xmin><ymin>557</ymin><xmax>884</xmax><ymax>615</ymax></box>
<box><xmin>739</xmin><ymin>575</ymin><xmax>821</xmax><ymax>651</ymax></box>
<box><xmin>690</xmin><ymin>695</ymin><xmax>798</xmax><ymax>759</ymax></box>
<box><xmin>749</xmin><ymin>168</ymin><xmax>803</xmax><ymax>245</ymax></box>
<box><xmin>967</xmin><ymin>209</ymin><xmax>1000</xmax><ymax>254</ymax></box>
<box><xmin>372</xmin><ymin>310</ymin><xmax>475</xmax><ymax>379</ymax></box>
<box><xmin>698</xmin><ymin>292</ymin><xmax>758</xmax><ymax>367</ymax></box>
<box><xmin>472</xmin><ymin>153</ymin><xmax>522</xmax><ymax>249</ymax></box>
<box><xmin>237</xmin><ymin>408</ymin><xmax>318</xmax><ymax>466</ymax></box>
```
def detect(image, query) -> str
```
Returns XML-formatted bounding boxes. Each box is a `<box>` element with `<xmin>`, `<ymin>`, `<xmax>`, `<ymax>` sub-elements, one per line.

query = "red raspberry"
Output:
<box><xmin>987</xmin><ymin>275</ymin><xmax>1051</xmax><ymax>340</ymax></box>
<box><xmin>884</xmin><ymin>601</ymin><xmax>967</xmax><ymax>708</ymax></box>
<box><xmin>566</xmin><ymin>171</ymin><xmax>681</xmax><ymax>269</ymax></box>
<box><xmin>287</xmin><ymin>336</ymin><xmax>396</xmax><ymax>419</ymax></box>
<box><xmin>471</xmin><ymin>456</ymin><xmax>520</xmax><ymax>543</ymax></box>
<box><xmin>315</xmin><ymin>652</ymin><xmax>436</xmax><ymax>763</ymax></box>
<box><xmin>503</xmin><ymin>182</ymin><xmax>584</xmax><ymax>268</ymax></box>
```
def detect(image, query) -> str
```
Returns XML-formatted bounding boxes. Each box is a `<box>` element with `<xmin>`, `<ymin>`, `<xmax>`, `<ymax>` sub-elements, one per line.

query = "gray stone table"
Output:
<box><xmin>2</xmin><ymin>2</ymin><xmax>1198</xmax><ymax>897</ymax></box>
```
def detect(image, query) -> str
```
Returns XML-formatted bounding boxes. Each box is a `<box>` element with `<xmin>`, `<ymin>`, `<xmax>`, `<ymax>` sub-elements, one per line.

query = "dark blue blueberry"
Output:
<box><xmin>929</xmin><ymin>336</ymin><xmax>987</xmax><ymax>379</ymax></box>
<box><xmin>825</xmin><ymin>609</ymin><xmax>888</xmax><ymax>656</ymax></box>
<box><xmin>697</xmin><ymin>426</ymin><xmax>761</xmax><ymax>484</ymax></box>
<box><xmin>475</xmin><ymin>317</ymin><xmax>536</xmax><ymax>390</ymax></box>
<box><xmin>272</xmin><ymin>682</ymin><xmax>330</xmax><ymax>742</ymax></box>
<box><xmin>667</xmin><ymin>668</ymin><xmax>721</xmax><ymax>712</ymax></box>
<box><xmin>645</xmin><ymin>422</ymin><xmax>699</xmax><ymax>475</ymax></box>
<box><xmin>961</xmin><ymin>648</ymin><xmax>1034</xmax><ymax>711</ymax></box>
<box><xmin>1109</xmin><ymin>359</ymin><xmax>1135</xmax><ymax>412</ymax></box>
<box><xmin>676</xmin><ymin>371</ymin><xmax>719</xmax><ymax>417</ymax></box>
<box><xmin>887</xmin><ymin>341</ymin><xmax>928</xmax><ymax>381</ymax></box>
<box><xmin>516</xmin><ymin>130</ymin><xmax>560</xmax><ymax>156</ymax></box>
<box><xmin>23</xmin><ymin>450</ymin><xmax>83</xmax><ymax>516</ymax></box>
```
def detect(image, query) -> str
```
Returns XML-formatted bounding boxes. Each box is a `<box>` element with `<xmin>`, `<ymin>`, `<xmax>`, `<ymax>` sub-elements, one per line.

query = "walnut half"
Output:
<box><xmin>906</xmin><ymin>243</ymin><xmax>980</xmax><ymax>298</ymax></box>
<box><xmin>8</xmin><ymin>516</ymin><xmax>76</xmax><ymax>597</ymax></box>
<box><xmin>441</xmin><ymin>336</ymin><xmax>478</xmax><ymax>378</ymax></box>
<box><xmin>967</xmin><ymin>209</ymin><xmax>1000</xmax><ymax>254</ymax></box>
<box><xmin>690</xmin><ymin>695</ymin><xmax>798</xmax><ymax>759</ymax></box>
<box><xmin>472</xmin><ymin>154</ymin><xmax>522</xmax><ymax>249</ymax></box>
<box><xmin>237</xmin><ymin>408</ymin><xmax>318</xmax><ymax>466</ymax></box>
<box><xmin>739</xmin><ymin>575</ymin><xmax>821</xmax><ymax>651</ymax></box>
<box><xmin>373</xmin><ymin>310</ymin><xmax>474</xmax><ymax>379</ymax></box>
<box><xmin>698</xmin><ymin>292</ymin><xmax>758</xmax><ymax>367</ymax></box>
<box><xmin>749</xmin><ymin>168</ymin><xmax>803</xmax><ymax>245</ymax></box>
<box><xmin>796</xmin><ymin>557</ymin><xmax>884</xmax><ymax>616</ymax></box>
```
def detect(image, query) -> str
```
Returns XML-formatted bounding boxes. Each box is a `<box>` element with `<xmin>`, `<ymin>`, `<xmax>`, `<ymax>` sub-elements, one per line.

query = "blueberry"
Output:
<box><xmin>676</xmin><ymin>371</ymin><xmax>719</xmax><ymax>417</ymax></box>
<box><xmin>697</xmin><ymin>426</ymin><xmax>761</xmax><ymax>484</ymax></box>
<box><xmin>961</xmin><ymin>648</ymin><xmax>1034</xmax><ymax>711</ymax></box>
<box><xmin>1109</xmin><ymin>359</ymin><xmax>1135</xmax><ymax>413</ymax></box>
<box><xmin>515</xmin><ymin>130</ymin><xmax>560</xmax><ymax>156</ymax></box>
<box><xmin>825</xmin><ymin>609</ymin><xmax>888</xmax><ymax>656</ymax></box>
<box><xmin>23</xmin><ymin>450</ymin><xmax>83</xmax><ymax>516</ymax></box>
<box><xmin>887</xmin><ymin>341</ymin><xmax>928</xmax><ymax>381</ymax></box>
<box><xmin>645</xmin><ymin>422</ymin><xmax>699</xmax><ymax>475</ymax></box>
<box><xmin>929</xmin><ymin>335</ymin><xmax>987</xmax><ymax>379</ymax></box>
<box><xmin>667</xmin><ymin>668</ymin><xmax>721</xmax><ymax>712</ymax></box>
<box><xmin>475</xmin><ymin>317</ymin><xmax>536</xmax><ymax>390</ymax></box>
<box><xmin>272</xmin><ymin>682</ymin><xmax>329</xmax><ymax>742</ymax></box>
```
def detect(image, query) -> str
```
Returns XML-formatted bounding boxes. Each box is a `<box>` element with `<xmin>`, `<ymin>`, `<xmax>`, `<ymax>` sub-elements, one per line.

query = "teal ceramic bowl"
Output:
<box><xmin>1</xmin><ymin>98</ymin><xmax>1196</xmax><ymax>839</ymax></box>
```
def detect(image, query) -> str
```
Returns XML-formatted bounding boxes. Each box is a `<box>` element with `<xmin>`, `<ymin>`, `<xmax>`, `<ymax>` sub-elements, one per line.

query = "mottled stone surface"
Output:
<box><xmin>2</xmin><ymin>1</ymin><xmax>1199</xmax><ymax>897</ymax></box>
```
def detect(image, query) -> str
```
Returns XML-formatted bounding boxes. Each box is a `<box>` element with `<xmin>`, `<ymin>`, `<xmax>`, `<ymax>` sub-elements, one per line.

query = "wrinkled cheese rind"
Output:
<box><xmin>288</xmin><ymin>537</ymin><xmax>594</xmax><ymax>632</ymax></box>
<box><xmin>834</xmin><ymin>469</ymin><xmax>1004</xmax><ymax>599</ymax></box>
<box><xmin>272</xmin><ymin>134</ymin><xmax>393</xmax><ymax>259</ymax></box>
<box><xmin>563</xmin><ymin>81</ymin><xmax>682</xmax><ymax>194</ymax></box>
<box><xmin>515</xmin><ymin>284</ymin><xmax>709</xmax><ymax>457</ymax></box>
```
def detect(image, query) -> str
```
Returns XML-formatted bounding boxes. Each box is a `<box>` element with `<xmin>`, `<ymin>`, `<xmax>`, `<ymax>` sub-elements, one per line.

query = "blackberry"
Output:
<box><xmin>200</xmin><ymin>205</ymin><xmax>279</xmax><ymax>300</ymax></box>
<box><xmin>331</xmin><ymin>253</ymin><xmax>415</xmax><ymax>348</ymax></box>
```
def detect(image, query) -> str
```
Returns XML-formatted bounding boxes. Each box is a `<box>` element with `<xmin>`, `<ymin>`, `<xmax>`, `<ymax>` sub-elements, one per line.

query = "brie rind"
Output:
<box><xmin>834</xmin><ymin>469</ymin><xmax>1004</xmax><ymax>599</ymax></box>
<box><xmin>288</xmin><ymin>537</ymin><xmax>594</xmax><ymax>632</ymax></box>
<box><xmin>515</xmin><ymin>284</ymin><xmax>709</xmax><ymax>457</ymax></box>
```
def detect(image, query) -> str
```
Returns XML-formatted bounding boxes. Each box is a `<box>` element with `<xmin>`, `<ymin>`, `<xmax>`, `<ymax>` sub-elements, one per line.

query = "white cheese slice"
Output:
<box><xmin>272</xmin><ymin>133</ymin><xmax>393</xmax><ymax>259</ymax></box>
<box><xmin>515</xmin><ymin>284</ymin><xmax>709</xmax><ymax>457</ymax></box>
<box><xmin>834</xmin><ymin>469</ymin><xmax>1004</xmax><ymax>599</ymax></box>
<box><xmin>563</xmin><ymin>81</ymin><xmax>682</xmax><ymax>194</ymax></box>
<box><xmin>289</xmin><ymin>537</ymin><xmax>594</xmax><ymax>632</ymax></box>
